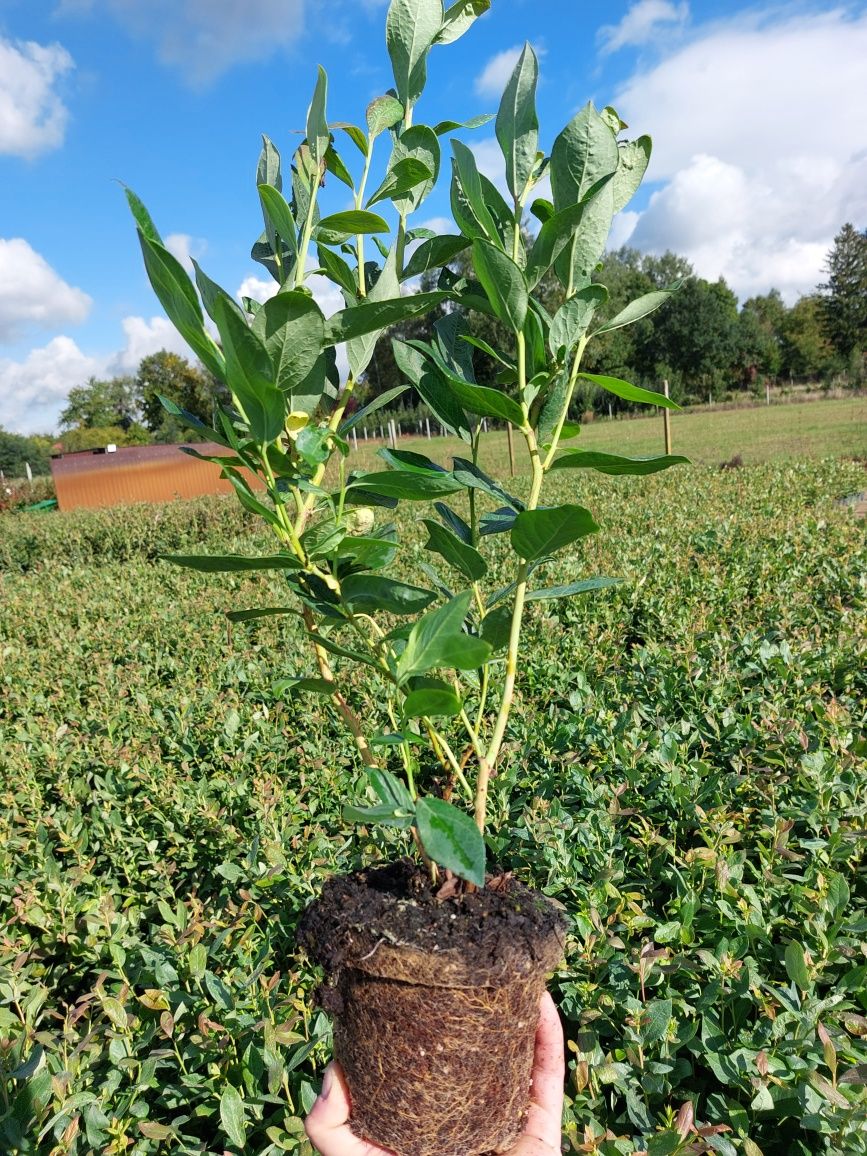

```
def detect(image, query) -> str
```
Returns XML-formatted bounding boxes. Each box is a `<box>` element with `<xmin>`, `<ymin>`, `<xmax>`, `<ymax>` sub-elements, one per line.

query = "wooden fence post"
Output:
<box><xmin>506</xmin><ymin>423</ymin><xmax>516</xmax><ymax>477</ymax></box>
<box><xmin>662</xmin><ymin>379</ymin><xmax>672</xmax><ymax>455</ymax></box>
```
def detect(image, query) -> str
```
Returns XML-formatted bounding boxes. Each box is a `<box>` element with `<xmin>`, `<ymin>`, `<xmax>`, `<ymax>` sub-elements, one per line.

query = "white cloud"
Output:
<box><xmin>236</xmin><ymin>275</ymin><xmax>280</xmax><ymax>305</ymax></box>
<box><xmin>0</xmin><ymin>38</ymin><xmax>74</xmax><ymax>157</ymax></box>
<box><xmin>0</xmin><ymin>238</ymin><xmax>91</xmax><ymax>342</ymax></box>
<box><xmin>97</xmin><ymin>0</ymin><xmax>305</xmax><ymax>85</ymax></box>
<box><xmin>0</xmin><ymin>316</ymin><xmax>196</xmax><ymax>434</ymax></box>
<box><xmin>0</xmin><ymin>336</ymin><xmax>99</xmax><ymax>435</ymax></box>
<box><xmin>164</xmin><ymin>233</ymin><xmax>207</xmax><ymax>274</ymax></box>
<box><xmin>598</xmin><ymin>1</ymin><xmax>688</xmax><ymax>55</ymax></box>
<box><xmin>613</xmin><ymin>7</ymin><xmax>867</xmax><ymax>301</ymax></box>
<box><xmin>475</xmin><ymin>43</ymin><xmax>544</xmax><ymax>99</ymax></box>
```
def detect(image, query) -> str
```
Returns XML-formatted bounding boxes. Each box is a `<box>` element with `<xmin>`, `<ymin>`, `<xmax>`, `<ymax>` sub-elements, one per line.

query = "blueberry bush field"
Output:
<box><xmin>1</xmin><ymin>458</ymin><xmax>865</xmax><ymax>1154</ymax></box>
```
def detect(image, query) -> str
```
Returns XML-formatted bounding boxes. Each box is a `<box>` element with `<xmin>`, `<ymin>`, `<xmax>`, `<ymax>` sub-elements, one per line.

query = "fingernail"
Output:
<box><xmin>320</xmin><ymin>1065</ymin><xmax>335</xmax><ymax>1101</ymax></box>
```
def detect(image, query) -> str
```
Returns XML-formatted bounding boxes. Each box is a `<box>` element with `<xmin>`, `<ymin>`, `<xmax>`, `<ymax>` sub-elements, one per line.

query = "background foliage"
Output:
<box><xmin>1</xmin><ymin>457</ymin><xmax>865</xmax><ymax>1154</ymax></box>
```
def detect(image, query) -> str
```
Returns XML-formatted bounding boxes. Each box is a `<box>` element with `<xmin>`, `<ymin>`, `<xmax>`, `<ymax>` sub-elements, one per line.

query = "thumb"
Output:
<box><xmin>304</xmin><ymin>1063</ymin><xmax>395</xmax><ymax>1156</ymax></box>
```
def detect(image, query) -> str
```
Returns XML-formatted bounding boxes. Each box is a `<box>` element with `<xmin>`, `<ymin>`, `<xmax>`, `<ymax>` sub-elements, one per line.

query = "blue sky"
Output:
<box><xmin>1</xmin><ymin>0</ymin><xmax>865</xmax><ymax>434</ymax></box>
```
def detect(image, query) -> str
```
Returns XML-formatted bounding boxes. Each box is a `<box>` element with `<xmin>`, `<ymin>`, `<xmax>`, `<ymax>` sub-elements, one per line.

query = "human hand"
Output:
<box><xmin>304</xmin><ymin>990</ymin><xmax>565</xmax><ymax>1156</ymax></box>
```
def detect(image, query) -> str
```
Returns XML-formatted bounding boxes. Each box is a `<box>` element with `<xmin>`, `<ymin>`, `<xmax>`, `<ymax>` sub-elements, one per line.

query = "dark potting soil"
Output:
<box><xmin>297</xmin><ymin>860</ymin><xmax>566</xmax><ymax>1156</ymax></box>
<box><xmin>297</xmin><ymin>858</ymin><xmax>566</xmax><ymax>983</ymax></box>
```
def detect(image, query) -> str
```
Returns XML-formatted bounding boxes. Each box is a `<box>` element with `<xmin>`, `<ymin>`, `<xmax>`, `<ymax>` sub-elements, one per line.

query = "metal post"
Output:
<box><xmin>506</xmin><ymin>423</ymin><xmax>516</xmax><ymax>477</ymax></box>
<box><xmin>662</xmin><ymin>379</ymin><xmax>672</xmax><ymax>456</ymax></box>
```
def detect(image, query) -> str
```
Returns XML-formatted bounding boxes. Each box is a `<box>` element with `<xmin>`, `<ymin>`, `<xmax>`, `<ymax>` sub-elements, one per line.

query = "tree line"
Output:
<box><xmin>2</xmin><ymin>223</ymin><xmax>864</xmax><ymax>477</ymax></box>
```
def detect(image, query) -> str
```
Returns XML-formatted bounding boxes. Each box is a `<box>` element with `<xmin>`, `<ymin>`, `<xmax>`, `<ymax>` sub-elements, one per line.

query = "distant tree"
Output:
<box><xmin>628</xmin><ymin>274</ymin><xmax>740</xmax><ymax>401</ymax></box>
<box><xmin>0</xmin><ymin>428</ymin><xmax>51</xmax><ymax>477</ymax></box>
<box><xmin>135</xmin><ymin>351</ymin><xmax>229</xmax><ymax>441</ymax></box>
<box><xmin>819</xmin><ymin>223</ymin><xmax>867</xmax><ymax>359</ymax></box>
<box><xmin>59</xmin><ymin>376</ymin><xmax>141</xmax><ymax>431</ymax></box>
<box><xmin>56</xmin><ymin>424</ymin><xmax>152</xmax><ymax>453</ymax></box>
<box><xmin>780</xmin><ymin>295</ymin><xmax>836</xmax><ymax>380</ymax></box>
<box><xmin>739</xmin><ymin>290</ymin><xmax>786</xmax><ymax>380</ymax></box>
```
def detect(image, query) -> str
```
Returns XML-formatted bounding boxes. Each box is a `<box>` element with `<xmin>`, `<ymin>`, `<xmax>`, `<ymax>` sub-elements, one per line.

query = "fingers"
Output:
<box><xmin>521</xmin><ymin>991</ymin><xmax>565</xmax><ymax>1152</ymax></box>
<box><xmin>304</xmin><ymin>1063</ymin><xmax>396</xmax><ymax>1156</ymax></box>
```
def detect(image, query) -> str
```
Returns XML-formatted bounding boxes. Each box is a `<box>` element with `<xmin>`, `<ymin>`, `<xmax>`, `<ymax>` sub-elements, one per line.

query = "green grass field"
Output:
<box><xmin>1</xmin><ymin>419</ymin><xmax>865</xmax><ymax>1153</ymax></box>
<box><xmin>346</xmin><ymin>396</ymin><xmax>867</xmax><ymax>476</ymax></box>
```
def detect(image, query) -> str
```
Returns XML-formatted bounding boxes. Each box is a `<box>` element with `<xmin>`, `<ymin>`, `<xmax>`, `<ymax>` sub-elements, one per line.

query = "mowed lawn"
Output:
<box><xmin>345</xmin><ymin>395</ymin><xmax>867</xmax><ymax>475</ymax></box>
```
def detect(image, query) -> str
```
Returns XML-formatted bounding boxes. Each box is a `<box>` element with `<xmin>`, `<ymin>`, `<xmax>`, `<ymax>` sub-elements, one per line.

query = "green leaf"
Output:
<box><xmin>480</xmin><ymin>604</ymin><xmax>512</xmax><ymax>650</ymax></box>
<box><xmin>393</xmin><ymin>340</ymin><xmax>471</xmax><ymax>440</ymax></box>
<box><xmin>158</xmin><ymin>394</ymin><xmax>229</xmax><ymax>446</ymax></box>
<box><xmin>551</xmin><ymin>102</ymin><xmax>619</xmax><ymax>207</ymax></box>
<box><xmin>367</xmin><ymin>157</ymin><xmax>435</xmax><ymax>207</ymax></box>
<box><xmin>161</xmin><ymin>554</ymin><xmax>302</xmax><ymax>573</ymax></box>
<box><xmin>327</xmin><ymin>293</ymin><xmax>449</xmax><ymax>343</ymax></box>
<box><xmin>434</xmin><ymin>502</ymin><xmax>471</xmax><ymax>543</ymax></box>
<box><xmin>341</xmin><ymin>574</ymin><xmax>436</xmax><ymax>615</ymax></box>
<box><xmin>496</xmin><ymin>43</ymin><xmax>538</xmax><ymax>201</ymax></box>
<box><xmin>433</xmin><ymin>114</ymin><xmax>494</xmax><ymax>135</ymax></box>
<box><xmin>123</xmin><ymin>186</ymin><xmax>162</xmax><ymax>245</ymax></box>
<box><xmin>451</xmin><ymin>139</ymin><xmax>501</xmax><ymax>245</ymax></box>
<box><xmin>593</xmin><ymin>287</ymin><xmax>680</xmax><ymax>335</ymax></box>
<box><xmin>404</xmin><ymin>234</ymin><xmax>470</xmax><ymax>279</ymax></box>
<box><xmin>370</xmin><ymin>766</ymin><xmax>415</xmax><ymax>810</ymax></box>
<box><xmin>213</xmin><ymin>296</ymin><xmax>286</xmax><ymax>442</ymax></box>
<box><xmin>524</xmin><ymin>577</ymin><xmax>622</xmax><ymax>601</ymax></box>
<box><xmin>273</xmin><ymin>677</ymin><xmax>335</xmax><ymax>696</ymax></box>
<box><xmin>257</xmin><ymin>184</ymin><xmax>299</xmax><ymax>258</ymax></box>
<box><xmin>577</xmin><ymin>372</ymin><xmax>679</xmax><ymax>410</ymax></box>
<box><xmin>422</xmin><ymin>519</ymin><xmax>487</xmax><ymax>580</ymax></box>
<box><xmin>226</xmin><ymin>606</ymin><xmax>295</xmax><ymax>623</ymax></box>
<box><xmin>612</xmin><ymin>136</ymin><xmax>651</xmax><ymax>214</ymax></box>
<box><xmin>525</xmin><ymin>198</ymin><xmax>597</xmax><ymax>289</ymax></box>
<box><xmin>136</xmin><ymin>232</ymin><xmax>225</xmax><ymax>380</ymax></box>
<box><xmin>511</xmin><ymin>504</ymin><xmax>599</xmax><ymax>561</ymax></box>
<box><xmin>549</xmin><ymin>285</ymin><xmax>609</xmax><ymax>358</ymax></box>
<box><xmin>192</xmin><ymin>260</ymin><xmax>245</xmax><ymax>327</ymax></box>
<box><xmin>350</xmin><ymin>470</ymin><xmax>464</xmax><ymax>500</ymax></box>
<box><xmin>337</xmin><ymin>536</ymin><xmax>399</xmax><ymax>572</ymax></box>
<box><xmin>452</xmin><ymin>457</ymin><xmax>524</xmax><ymax>510</ymax></box>
<box><xmin>325</xmin><ymin>143</ymin><xmax>355</xmax><ymax>189</ymax></box>
<box><xmin>435</xmin><ymin>0</ymin><xmax>491</xmax><ymax>45</ymax></box>
<box><xmin>366</xmin><ymin>94</ymin><xmax>405</xmax><ymax>139</ymax></box>
<box><xmin>306</xmin><ymin>66</ymin><xmax>329</xmax><ymax>165</ymax></box>
<box><xmin>220</xmin><ymin>1086</ymin><xmax>247</xmax><ymax>1148</ymax></box>
<box><xmin>316</xmin><ymin>210</ymin><xmax>391</xmax><ymax>243</ymax></box>
<box><xmin>389</xmin><ymin>125</ymin><xmax>440</xmax><ymax>214</ymax></box>
<box><xmin>343</xmin><ymin>801</ymin><xmax>415</xmax><ymax>828</ymax></box>
<box><xmin>402</xmin><ymin>679</ymin><xmax>462</xmax><ymax>718</ymax></box>
<box><xmin>251</xmin><ymin>291</ymin><xmax>325</xmax><ymax>399</ymax></box>
<box><xmin>410</xmin><ymin>342</ymin><xmax>525</xmax><ymax>426</ymax></box>
<box><xmin>397</xmin><ymin>592</ymin><xmax>491</xmax><ymax>683</ymax></box>
<box><xmin>784</xmin><ymin>942</ymin><xmax>812</xmax><ymax>990</ymax></box>
<box><xmin>640</xmin><ymin>998</ymin><xmax>672</xmax><ymax>1045</ymax></box>
<box><xmin>339</xmin><ymin>385</ymin><xmax>409</xmax><ymax>433</ymax></box>
<box><xmin>386</xmin><ymin>0</ymin><xmax>443</xmax><ymax>108</ymax></box>
<box><xmin>472</xmin><ymin>239</ymin><xmax>528</xmax><ymax>333</ymax></box>
<box><xmin>257</xmin><ymin>133</ymin><xmax>282</xmax><ymax>191</ymax></box>
<box><xmin>550</xmin><ymin>451</ymin><xmax>689</xmax><ymax>476</ymax></box>
<box><xmin>415</xmin><ymin>798</ymin><xmax>485</xmax><ymax>886</ymax></box>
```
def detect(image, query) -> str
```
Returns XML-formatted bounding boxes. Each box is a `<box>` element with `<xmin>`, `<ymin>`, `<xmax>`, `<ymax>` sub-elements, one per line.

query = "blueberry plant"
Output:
<box><xmin>126</xmin><ymin>0</ymin><xmax>684</xmax><ymax>888</ymax></box>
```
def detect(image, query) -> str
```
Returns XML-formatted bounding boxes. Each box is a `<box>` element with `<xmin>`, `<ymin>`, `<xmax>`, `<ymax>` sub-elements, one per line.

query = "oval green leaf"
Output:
<box><xmin>414</xmin><ymin>797</ymin><xmax>485</xmax><ymax>886</ymax></box>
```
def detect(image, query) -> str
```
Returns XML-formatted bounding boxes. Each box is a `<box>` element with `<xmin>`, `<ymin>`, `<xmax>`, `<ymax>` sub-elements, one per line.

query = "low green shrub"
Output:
<box><xmin>1</xmin><ymin>460</ymin><xmax>865</xmax><ymax>1153</ymax></box>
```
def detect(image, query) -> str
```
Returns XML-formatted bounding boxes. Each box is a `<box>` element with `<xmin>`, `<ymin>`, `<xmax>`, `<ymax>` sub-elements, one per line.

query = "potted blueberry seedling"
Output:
<box><xmin>126</xmin><ymin>1</ymin><xmax>683</xmax><ymax>1152</ymax></box>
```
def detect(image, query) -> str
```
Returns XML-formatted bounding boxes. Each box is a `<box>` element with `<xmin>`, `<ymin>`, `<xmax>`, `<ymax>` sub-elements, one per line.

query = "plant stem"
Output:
<box><xmin>301</xmin><ymin>606</ymin><xmax>375</xmax><ymax>766</ymax></box>
<box><xmin>424</xmin><ymin>720</ymin><xmax>473</xmax><ymax>802</ymax></box>
<box><xmin>475</xmin><ymin>332</ymin><xmax>544</xmax><ymax>829</ymax></box>
<box><xmin>294</xmin><ymin>169</ymin><xmax>321</xmax><ymax>290</ymax></box>
<box><xmin>542</xmin><ymin>335</ymin><xmax>589</xmax><ymax>470</ymax></box>
<box><xmin>355</xmin><ymin>146</ymin><xmax>374</xmax><ymax>296</ymax></box>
